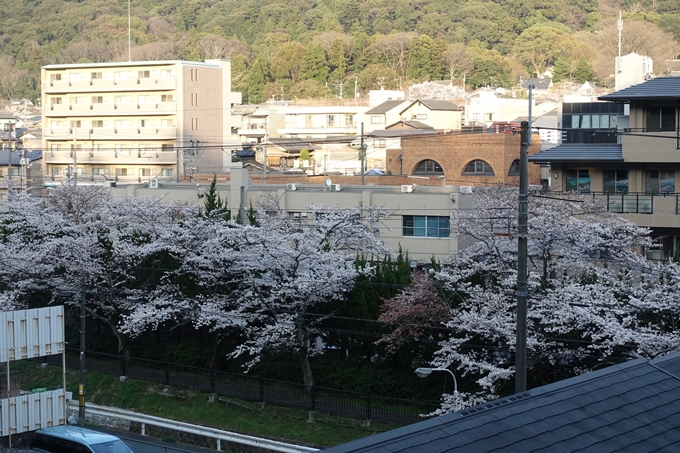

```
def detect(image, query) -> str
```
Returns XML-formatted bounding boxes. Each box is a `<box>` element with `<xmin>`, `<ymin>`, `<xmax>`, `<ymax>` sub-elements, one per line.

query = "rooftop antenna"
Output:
<box><xmin>128</xmin><ymin>0</ymin><xmax>131</xmax><ymax>61</ymax></box>
<box><xmin>617</xmin><ymin>11</ymin><xmax>623</xmax><ymax>58</ymax></box>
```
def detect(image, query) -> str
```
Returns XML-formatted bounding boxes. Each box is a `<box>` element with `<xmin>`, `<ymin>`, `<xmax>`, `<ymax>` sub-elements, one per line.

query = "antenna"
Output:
<box><xmin>128</xmin><ymin>0</ymin><xmax>131</xmax><ymax>62</ymax></box>
<box><xmin>617</xmin><ymin>11</ymin><xmax>623</xmax><ymax>58</ymax></box>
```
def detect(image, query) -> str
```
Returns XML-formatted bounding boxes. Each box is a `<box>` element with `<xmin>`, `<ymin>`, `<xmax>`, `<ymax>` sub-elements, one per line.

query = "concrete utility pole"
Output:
<box><xmin>360</xmin><ymin>122</ymin><xmax>366</xmax><ymax>186</ymax></box>
<box><xmin>516</xmin><ymin>84</ymin><xmax>533</xmax><ymax>393</ymax></box>
<box><xmin>79</xmin><ymin>279</ymin><xmax>86</xmax><ymax>425</ymax></box>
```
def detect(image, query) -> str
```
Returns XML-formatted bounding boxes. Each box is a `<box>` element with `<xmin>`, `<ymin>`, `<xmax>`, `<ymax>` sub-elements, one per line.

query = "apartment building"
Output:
<box><xmin>41</xmin><ymin>59</ymin><xmax>241</xmax><ymax>185</ymax></box>
<box><xmin>529</xmin><ymin>76</ymin><xmax>680</xmax><ymax>259</ymax></box>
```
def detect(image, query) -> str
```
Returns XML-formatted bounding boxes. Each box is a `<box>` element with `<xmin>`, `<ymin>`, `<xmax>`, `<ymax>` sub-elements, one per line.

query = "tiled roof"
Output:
<box><xmin>323</xmin><ymin>353</ymin><xmax>680</xmax><ymax>453</ymax></box>
<box><xmin>368</xmin><ymin>129</ymin><xmax>439</xmax><ymax>138</ymax></box>
<box><xmin>416</xmin><ymin>99</ymin><xmax>459</xmax><ymax>111</ymax></box>
<box><xmin>0</xmin><ymin>150</ymin><xmax>42</xmax><ymax>166</ymax></box>
<box><xmin>268</xmin><ymin>138</ymin><xmax>315</xmax><ymax>152</ymax></box>
<box><xmin>598</xmin><ymin>76</ymin><xmax>680</xmax><ymax>101</ymax></box>
<box><xmin>385</xmin><ymin>120</ymin><xmax>434</xmax><ymax>130</ymax></box>
<box><xmin>522</xmin><ymin>78</ymin><xmax>552</xmax><ymax>90</ymax></box>
<box><xmin>365</xmin><ymin>100</ymin><xmax>408</xmax><ymax>115</ymax></box>
<box><xmin>528</xmin><ymin>144</ymin><xmax>623</xmax><ymax>163</ymax></box>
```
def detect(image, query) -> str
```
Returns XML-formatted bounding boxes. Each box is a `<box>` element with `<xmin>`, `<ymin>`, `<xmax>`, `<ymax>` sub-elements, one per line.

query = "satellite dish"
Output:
<box><xmin>325</xmin><ymin>178</ymin><xmax>332</xmax><ymax>186</ymax></box>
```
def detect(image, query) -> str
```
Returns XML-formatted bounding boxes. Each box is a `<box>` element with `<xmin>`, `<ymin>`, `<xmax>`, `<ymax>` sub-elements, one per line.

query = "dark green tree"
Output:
<box><xmin>245</xmin><ymin>55</ymin><xmax>271</xmax><ymax>103</ymax></box>
<box><xmin>552</xmin><ymin>57</ymin><xmax>572</xmax><ymax>83</ymax></box>
<box><xmin>202</xmin><ymin>175</ymin><xmax>231</xmax><ymax>221</ymax></box>
<box><xmin>573</xmin><ymin>56</ymin><xmax>595</xmax><ymax>83</ymax></box>
<box><xmin>299</xmin><ymin>43</ymin><xmax>330</xmax><ymax>84</ymax></box>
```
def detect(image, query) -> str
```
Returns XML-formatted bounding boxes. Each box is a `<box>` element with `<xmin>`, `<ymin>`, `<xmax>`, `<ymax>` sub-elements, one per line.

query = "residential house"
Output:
<box><xmin>277</xmin><ymin>106</ymin><xmax>367</xmax><ymax>139</ymax></box>
<box><xmin>363</xmin><ymin>100</ymin><xmax>410</xmax><ymax>133</ymax></box>
<box><xmin>0</xmin><ymin>111</ymin><xmax>16</xmax><ymax>142</ymax></box>
<box><xmin>0</xmin><ymin>150</ymin><xmax>44</xmax><ymax>194</ymax></box>
<box><xmin>322</xmin><ymin>352</ymin><xmax>680</xmax><ymax>452</ymax></box>
<box><xmin>398</xmin><ymin>100</ymin><xmax>462</xmax><ymax>132</ymax></box>
<box><xmin>529</xmin><ymin>76</ymin><xmax>680</xmax><ymax>259</ymax></box>
<box><xmin>466</xmin><ymin>88</ymin><xmax>535</xmax><ymax>128</ymax></box>
<box><xmin>41</xmin><ymin>59</ymin><xmax>242</xmax><ymax>185</ymax></box>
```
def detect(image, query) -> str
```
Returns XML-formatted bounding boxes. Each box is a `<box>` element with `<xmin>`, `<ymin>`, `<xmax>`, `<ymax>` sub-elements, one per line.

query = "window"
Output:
<box><xmin>161</xmin><ymin>144</ymin><xmax>174</xmax><ymax>152</ymax></box>
<box><xmin>604</xmin><ymin>170</ymin><xmax>629</xmax><ymax>194</ymax></box>
<box><xmin>115</xmin><ymin>120</ymin><xmax>132</xmax><ymax>128</ymax></box>
<box><xmin>92</xmin><ymin>120</ymin><xmax>103</xmax><ymax>128</ymax></box>
<box><xmin>139</xmin><ymin>168</ymin><xmax>151</xmax><ymax>177</ymax></box>
<box><xmin>646</xmin><ymin>170</ymin><xmax>675</xmax><ymax>194</ymax></box>
<box><xmin>403</xmin><ymin>215</ymin><xmax>450</xmax><ymax>238</ymax></box>
<box><xmin>371</xmin><ymin>116</ymin><xmax>383</xmax><ymax>124</ymax></box>
<box><xmin>51</xmin><ymin>167</ymin><xmax>63</xmax><ymax>176</ymax></box>
<box><xmin>508</xmin><ymin>159</ymin><xmax>520</xmax><ymax>176</ymax></box>
<box><xmin>115</xmin><ymin>95</ymin><xmax>132</xmax><ymax>104</ymax></box>
<box><xmin>50</xmin><ymin>73</ymin><xmax>62</xmax><ymax>82</ymax></box>
<box><xmin>161</xmin><ymin>94</ymin><xmax>174</xmax><ymax>102</ymax></box>
<box><xmin>415</xmin><ymin>159</ymin><xmax>443</xmax><ymax>173</ymax></box>
<box><xmin>69</xmin><ymin>73</ymin><xmax>82</xmax><ymax>82</ymax></box>
<box><xmin>484</xmin><ymin>113</ymin><xmax>494</xmax><ymax>122</ymax></box>
<box><xmin>191</xmin><ymin>118</ymin><xmax>199</xmax><ymax>130</ymax></box>
<box><xmin>464</xmin><ymin>160</ymin><xmax>494</xmax><ymax>175</ymax></box>
<box><xmin>51</xmin><ymin>97</ymin><xmax>63</xmax><ymax>105</ymax></box>
<box><xmin>138</xmin><ymin>70</ymin><xmax>150</xmax><ymax>79</ymax></box>
<box><xmin>70</xmin><ymin>96</ymin><xmax>85</xmax><ymax>105</ymax></box>
<box><xmin>191</xmin><ymin>93</ymin><xmax>198</xmax><ymax>106</ymax></box>
<box><xmin>378</xmin><ymin>139</ymin><xmax>386</xmax><ymax>148</ymax></box>
<box><xmin>138</xmin><ymin>95</ymin><xmax>149</xmax><ymax>104</ymax></box>
<box><xmin>646</xmin><ymin>106</ymin><xmax>675</xmax><ymax>132</ymax></box>
<box><xmin>114</xmin><ymin>71</ymin><xmax>130</xmax><ymax>80</ymax></box>
<box><xmin>161</xmin><ymin>119</ymin><xmax>174</xmax><ymax>127</ymax></box>
<box><xmin>93</xmin><ymin>168</ymin><xmax>109</xmax><ymax>176</ymax></box>
<box><xmin>91</xmin><ymin>72</ymin><xmax>102</xmax><ymax>80</ymax></box>
<box><xmin>116</xmin><ymin>168</ymin><xmax>128</xmax><ymax>176</ymax></box>
<box><xmin>328</xmin><ymin>115</ymin><xmax>335</xmax><ymax>127</ymax></box>
<box><xmin>91</xmin><ymin>96</ymin><xmax>103</xmax><ymax>104</ymax></box>
<box><xmin>70</xmin><ymin>120</ymin><xmax>81</xmax><ymax>128</ymax></box>
<box><xmin>161</xmin><ymin>168</ymin><xmax>174</xmax><ymax>176</ymax></box>
<box><xmin>565</xmin><ymin>169</ymin><xmax>591</xmax><ymax>193</ymax></box>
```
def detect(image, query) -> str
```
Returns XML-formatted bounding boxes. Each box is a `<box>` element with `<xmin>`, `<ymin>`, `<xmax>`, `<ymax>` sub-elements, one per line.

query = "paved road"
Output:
<box><xmin>92</xmin><ymin>427</ymin><xmax>220</xmax><ymax>453</ymax></box>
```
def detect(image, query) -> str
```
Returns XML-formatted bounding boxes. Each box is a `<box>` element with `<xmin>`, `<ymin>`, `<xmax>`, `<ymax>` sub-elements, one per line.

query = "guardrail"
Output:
<box><xmin>67</xmin><ymin>400</ymin><xmax>319</xmax><ymax>453</ymax></box>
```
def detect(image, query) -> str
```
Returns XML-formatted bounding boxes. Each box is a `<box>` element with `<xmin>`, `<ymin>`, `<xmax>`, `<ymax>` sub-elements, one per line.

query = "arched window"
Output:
<box><xmin>508</xmin><ymin>159</ymin><xmax>520</xmax><ymax>176</ymax></box>
<box><xmin>415</xmin><ymin>159</ymin><xmax>443</xmax><ymax>173</ymax></box>
<box><xmin>464</xmin><ymin>160</ymin><xmax>494</xmax><ymax>175</ymax></box>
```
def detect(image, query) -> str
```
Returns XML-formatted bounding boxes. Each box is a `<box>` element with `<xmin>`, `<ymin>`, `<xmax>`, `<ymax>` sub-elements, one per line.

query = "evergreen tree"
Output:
<box><xmin>573</xmin><ymin>56</ymin><xmax>595</xmax><ymax>83</ymax></box>
<box><xmin>328</xmin><ymin>39</ymin><xmax>348</xmax><ymax>83</ymax></box>
<box><xmin>300</xmin><ymin>43</ymin><xmax>330</xmax><ymax>84</ymax></box>
<box><xmin>552</xmin><ymin>57</ymin><xmax>571</xmax><ymax>83</ymax></box>
<box><xmin>246</xmin><ymin>55</ymin><xmax>270</xmax><ymax>103</ymax></box>
<box><xmin>202</xmin><ymin>175</ymin><xmax>231</xmax><ymax>221</ymax></box>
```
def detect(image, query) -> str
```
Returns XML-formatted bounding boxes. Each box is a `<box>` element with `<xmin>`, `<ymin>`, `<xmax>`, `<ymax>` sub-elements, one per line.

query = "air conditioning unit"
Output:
<box><xmin>460</xmin><ymin>186</ymin><xmax>473</xmax><ymax>194</ymax></box>
<box><xmin>401</xmin><ymin>184</ymin><xmax>414</xmax><ymax>193</ymax></box>
<box><xmin>330</xmin><ymin>184</ymin><xmax>341</xmax><ymax>192</ymax></box>
<box><xmin>287</xmin><ymin>183</ymin><xmax>298</xmax><ymax>191</ymax></box>
<box><xmin>148</xmin><ymin>178</ymin><xmax>159</xmax><ymax>189</ymax></box>
<box><xmin>293</xmin><ymin>212</ymin><xmax>300</xmax><ymax>219</ymax></box>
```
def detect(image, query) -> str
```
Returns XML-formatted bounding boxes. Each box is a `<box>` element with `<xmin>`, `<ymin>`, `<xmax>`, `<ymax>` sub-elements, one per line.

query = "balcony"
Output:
<box><xmin>591</xmin><ymin>192</ymin><xmax>653</xmax><ymax>214</ymax></box>
<box><xmin>46</xmin><ymin>127</ymin><xmax>177</xmax><ymax>140</ymax></box>
<box><xmin>44</xmin><ymin>150</ymin><xmax>178</xmax><ymax>165</ymax></box>
<box><xmin>48</xmin><ymin>102</ymin><xmax>177</xmax><ymax>116</ymax></box>
<box><xmin>620</xmin><ymin>128</ymin><xmax>680</xmax><ymax>162</ymax></box>
<box><xmin>43</xmin><ymin>77</ymin><xmax>177</xmax><ymax>93</ymax></box>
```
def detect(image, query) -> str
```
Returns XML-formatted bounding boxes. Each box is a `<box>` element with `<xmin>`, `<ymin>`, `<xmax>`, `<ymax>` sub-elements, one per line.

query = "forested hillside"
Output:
<box><xmin>1</xmin><ymin>0</ymin><xmax>680</xmax><ymax>103</ymax></box>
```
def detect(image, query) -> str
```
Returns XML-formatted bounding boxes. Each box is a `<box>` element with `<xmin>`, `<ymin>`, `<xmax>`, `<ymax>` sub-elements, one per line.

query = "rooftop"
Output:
<box><xmin>598</xmin><ymin>76</ymin><xmax>680</xmax><ymax>102</ymax></box>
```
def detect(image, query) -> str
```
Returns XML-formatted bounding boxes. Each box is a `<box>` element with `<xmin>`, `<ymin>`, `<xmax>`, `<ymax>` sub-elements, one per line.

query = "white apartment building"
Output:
<box><xmin>41</xmin><ymin>59</ymin><xmax>241</xmax><ymax>185</ymax></box>
<box><xmin>277</xmin><ymin>106</ymin><xmax>368</xmax><ymax>139</ymax></box>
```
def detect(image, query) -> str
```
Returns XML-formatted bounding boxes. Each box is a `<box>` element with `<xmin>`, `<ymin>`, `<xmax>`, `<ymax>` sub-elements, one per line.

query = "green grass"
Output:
<box><xmin>12</xmin><ymin>361</ymin><xmax>400</xmax><ymax>449</ymax></box>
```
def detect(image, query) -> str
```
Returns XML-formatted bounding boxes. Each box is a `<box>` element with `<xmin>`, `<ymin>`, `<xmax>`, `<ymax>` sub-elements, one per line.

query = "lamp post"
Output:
<box><xmin>415</xmin><ymin>367</ymin><xmax>459</xmax><ymax>410</ymax></box>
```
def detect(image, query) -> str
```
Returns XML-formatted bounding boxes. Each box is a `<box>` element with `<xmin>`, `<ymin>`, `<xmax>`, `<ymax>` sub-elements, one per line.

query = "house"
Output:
<box><xmin>465</xmin><ymin>87</ymin><xmax>535</xmax><ymax>128</ymax></box>
<box><xmin>529</xmin><ymin>76</ymin><xmax>680</xmax><ymax>259</ymax></box>
<box><xmin>398</xmin><ymin>99</ymin><xmax>462</xmax><ymax>132</ymax></box>
<box><xmin>363</xmin><ymin>100</ymin><xmax>410</xmax><ymax>133</ymax></box>
<box><xmin>0</xmin><ymin>150</ymin><xmax>43</xmax><ymax>194</ymax></box>
<box><xmin>41</xmin><ymin>59</ymin><xmax>242</xmax><ymax>185</ymax></box>
<box><xmin>322</xmin><ymin>352</ymin><xmax>680</xmax><ymax>452</ymax></box>
<box><xmin>276</xmin><ymin>105</ymin><xmax>368</xmax><ymax>139</ymax></box>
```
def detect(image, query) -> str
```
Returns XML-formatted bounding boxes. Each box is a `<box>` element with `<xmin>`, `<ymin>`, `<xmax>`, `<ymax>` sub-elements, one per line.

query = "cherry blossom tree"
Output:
<box><xmin>379</xmin><ymin>186</ymin><xmax>680</xmax><ymax>412</ymax></box>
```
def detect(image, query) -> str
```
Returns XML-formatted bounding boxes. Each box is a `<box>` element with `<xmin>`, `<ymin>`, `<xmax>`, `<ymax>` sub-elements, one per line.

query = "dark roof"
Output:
<box><xmin>268</xmin><ymin>138</ymin><xmax>315</xmax><ymax>152</ymax></box>
<box><xmin>365</xmin><ymin>100</ymin><xmax>407</xmax><ymax>115</ymax></box>
<box><xmin>0</xmin><ymin>150</ymin><xmax>42</xmax><ymax>166</ymax></box>
<box><xmin>598</xmin><ymin>76</ymin><xmax>680</xmax><ymax>102</ymax></box>
<box><xmin>385</xmin><ymin>120</ymin><xmax>435</xmax><ymax>130</ymax></box>
<box><xmin>323</xmin><ymin>353</ymin><xmax>680</xmax><ymax>453</ymax></box>
<box><xmin>528</xmin><ymin>143</ymin><xmax>623</xmax><ymax>163</ymax></box>
<box><xmin>414</xmin><ymin>99</ymin><xmax>459</xmax><ymax>111</ymax></box>
<box><xmin>522</xmin><ymin>78</ymin><xmax>552</xmax><ymax>90</ymax></box>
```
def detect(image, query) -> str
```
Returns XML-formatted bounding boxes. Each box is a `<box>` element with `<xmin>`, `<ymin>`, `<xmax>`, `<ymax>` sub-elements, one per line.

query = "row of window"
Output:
<box><xmin>415</xmin><ymin>159</ymin><xmax>518</xmax><ymax>176</ymax></box>
<box><xmin>50</xmin><ymin>167</ymin><xmax>174</xmax><ymax>177</ymax></box>
<box><xmin>50</xmin><ymin>144</ymin><xmax>176</xmax><ymax>152</ymax></box>
<box><xmin>50</xmin><ymin>119</ymin><xmax>176</xmax><ymax>129</ymax></box>
<box><xmin>49</xmin><ymin>69</ymin><xmax>176</xmax><ymax>82</ymax></box>
<box><xmin>566</xmin><ymin>169</ymin><xmax>676</xmax><ymax>194</ymax></box>
<box><xmin>50</xmin><ymin>94</ymin><xmax>175</xmax><ymax>106</ymax></box>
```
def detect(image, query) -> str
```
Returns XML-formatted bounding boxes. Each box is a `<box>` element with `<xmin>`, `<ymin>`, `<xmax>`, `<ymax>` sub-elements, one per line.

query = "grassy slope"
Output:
<box><xmin>13</xmin><ymin>360</ymin><xmax>400</xmax><ymax>449</ymax></box>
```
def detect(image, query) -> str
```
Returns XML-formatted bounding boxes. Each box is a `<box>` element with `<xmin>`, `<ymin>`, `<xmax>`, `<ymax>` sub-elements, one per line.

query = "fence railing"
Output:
<box><xmin>39</xmin><ymin>349</ymin><xmax>438</xmax><ymax>425</ymax></box>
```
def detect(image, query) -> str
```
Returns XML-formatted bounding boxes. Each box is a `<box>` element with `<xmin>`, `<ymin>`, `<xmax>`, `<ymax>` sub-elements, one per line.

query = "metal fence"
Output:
<box><xmin>39</xmin><ymin>349</ymin><xmax>438</xmax><ymax>425</ymax></box>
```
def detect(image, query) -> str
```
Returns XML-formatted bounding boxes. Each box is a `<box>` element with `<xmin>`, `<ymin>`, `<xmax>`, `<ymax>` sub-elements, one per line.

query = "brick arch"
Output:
<box><xmin>462</xmin><ymin>159</ymin><xmax>495</xmax><ymax>176</ymax></box>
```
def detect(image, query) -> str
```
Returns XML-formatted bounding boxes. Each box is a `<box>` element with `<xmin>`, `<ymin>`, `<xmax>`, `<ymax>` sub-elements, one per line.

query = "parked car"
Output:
<box><xmin>32</xmin><ymin>425</ymin><xmax>137</xmax><ymax>453</ymax></box>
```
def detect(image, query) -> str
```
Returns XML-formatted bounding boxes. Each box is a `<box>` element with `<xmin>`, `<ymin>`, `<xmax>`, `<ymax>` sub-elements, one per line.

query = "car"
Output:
<box><xmin>32</xmin><ymin>425</ymin><xmax>137</xmax><ymax>453</ymax></box>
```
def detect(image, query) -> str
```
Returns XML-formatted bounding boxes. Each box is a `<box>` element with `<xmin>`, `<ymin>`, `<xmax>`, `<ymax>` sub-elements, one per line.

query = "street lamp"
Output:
<box><xmin>415</xmin><ymin>367</ymin><xmax>459</xmax><ymax>410</ymax></box>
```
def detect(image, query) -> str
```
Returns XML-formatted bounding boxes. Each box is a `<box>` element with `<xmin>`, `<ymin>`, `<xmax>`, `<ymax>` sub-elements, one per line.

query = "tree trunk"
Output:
<box><xmin>114</xmin><ymin>330</ymin><xmax>131</xmax><ymax>376</ymax></box>
<box><xmin>295</xmin><ymin>314</ymin><xmax>314</xmax><ymax>390</ymax></box>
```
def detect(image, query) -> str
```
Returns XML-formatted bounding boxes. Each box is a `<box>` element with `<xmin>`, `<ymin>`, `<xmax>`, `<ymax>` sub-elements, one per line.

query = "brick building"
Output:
<box><xmin>386</xmin><ymin>133</ymin><xmax>542</xmax><ymax>186</ymax></box>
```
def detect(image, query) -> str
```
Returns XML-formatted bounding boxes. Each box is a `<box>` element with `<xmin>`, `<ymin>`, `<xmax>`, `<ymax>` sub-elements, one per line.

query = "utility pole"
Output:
<box><xmin>73</xmin><ymin>128</ymin><xmax>78</xmax><ymax>186</ymax></box>
<box><xmin>515</xmin><ymin>84</ymin><xmax>532</xmax><ymax>394</ymax></box>
<box><xmin>263</xmin><ymin>124</ymin><xmax>268</xmax><ymax>184</ymax></box>
<box><xmin>8</xmin><ymin>123</ymin><xmax>13</xmax><ymax>183</ymax></box>
<box><xmin>79</xmin><ymin>279</ymin><xmax>86</xmax><ymax>425</ymax></box>
<box><xmin>360</xmin><ymin>122</ymin><xmax>366</xmax><ymax>186</ymax></box>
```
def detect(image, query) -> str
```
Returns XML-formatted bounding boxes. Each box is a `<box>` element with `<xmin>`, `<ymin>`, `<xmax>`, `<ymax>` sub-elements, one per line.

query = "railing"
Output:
<box><xmin>621</xmin><ymin>127</ymin><xmax>680</xmax><ymax>150</ymax></box>
<box><xmin>40</xmin><ymin>349</ymin><xmax>437</xmax><ymax>425</ymax></box>
<box><xmin>592</xmin><ymin>192</ymin><xmax>654</xmax><ymax>214</ymax></box>
<box><xmin>68</xmin><ymin>401</ymin><xmax>318</xmax><ymax>453</ymax></box>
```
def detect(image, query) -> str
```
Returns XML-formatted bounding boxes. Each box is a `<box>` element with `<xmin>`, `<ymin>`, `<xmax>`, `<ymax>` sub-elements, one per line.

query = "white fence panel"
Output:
<box><xmin>0</xmin><ymin>389</ymin><xmax>66</xmax><ymax>436</ymax></box>
<box><xmin>0</xmin><ymin>306</ymin><xmax>65</xmax><ymax>362</ymax></box>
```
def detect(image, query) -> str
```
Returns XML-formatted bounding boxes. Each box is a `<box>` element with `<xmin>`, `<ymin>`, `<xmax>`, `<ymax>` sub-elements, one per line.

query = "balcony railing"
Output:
<box><xmin>591</xmin><ymin>192</ymin><xmax>653</xmax><ymax>214</ymax></box>
<box><xmin>621</xmin><ymin>127</ymin><xmax>680</xmax><ymax>149</ymax></box>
